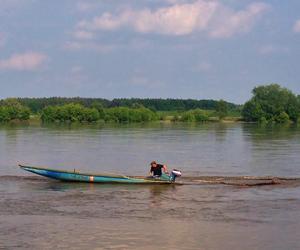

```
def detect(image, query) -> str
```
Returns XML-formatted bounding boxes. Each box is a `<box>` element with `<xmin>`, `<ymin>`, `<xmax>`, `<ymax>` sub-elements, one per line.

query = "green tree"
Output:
<box><xmin>242</xmin><ymin>100</ymin><xmax>264</xmax><ymax>122</ymax></box>
<box><xmin>15</xmin><ymin>97</ymin><xmax>239</xmax><ymax>113</ymax></box>
<box><xmin>0</xmin><ymin>107</ymin><xmax>10</xmax><ymax>122</ymax></box>
<box><xmin>275</xmin><ymin>112</ymin><xmax>290</xmax><ymax>123</ymax></box>
<box><xmin>41</xmin><ymin>106</ymin><xmax>58</xmax><ymax>122</ymax></box>
<box><xmin>242</xmin><ymin>84</ymin><xmax>300</xmax><ymax>123</ymax></box>
<box><xmin>41</xmin><ymin>103</ymin><xmax>100</xmax><ymax>123</ymax></box>
<box><xmin>82</xmin><ymin>108</ymin><xmax>99</xmax><ymax>122</ymax></box>
<box><xmin>0</xmin><ymin>98</ymin><xmax>31</xmax><ymax>121</ymax></box>
<box><xmin>18</xmin><ymin>107</ymin><xmax>31</xmax><ymax>120</ymax></box>
<box><xmin>216</xmin><ymin>99</ymin><xmax>228</xmax><ymax>120</ymax></box>
<box><xmin>91</xmin><ymin>101</ymin><xmax>105</xmax><ymax>119</ymax></box>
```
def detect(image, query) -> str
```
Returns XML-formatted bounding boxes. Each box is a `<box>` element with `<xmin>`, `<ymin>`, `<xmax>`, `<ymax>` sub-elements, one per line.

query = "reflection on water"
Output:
<box><xmin>0</xmin><ymin>123</ymin><xmax>300</xmax><ymax>249</ymax></box>
<box><xmin>1</xmin><ymin>122</ymin><xmax>300</xmax><ymax>177</ymax></box>
<box><xmin>0</xmin><ymin>176</ymin><xmax>299</xmax><ymax>249</ymax></box>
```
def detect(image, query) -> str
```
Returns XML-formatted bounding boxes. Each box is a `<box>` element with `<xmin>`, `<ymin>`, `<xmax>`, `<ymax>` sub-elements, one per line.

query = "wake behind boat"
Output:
<box><xmin>19</xmin><ymin>165</ymin><xmax>182</xmax><ymax>184</ymax></box>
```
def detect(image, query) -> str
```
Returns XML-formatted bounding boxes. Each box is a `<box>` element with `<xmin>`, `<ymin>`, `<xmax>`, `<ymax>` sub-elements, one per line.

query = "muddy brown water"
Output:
<box><xmin>1</xmin><ymin>123</ymin><xmax>300</xmax><ymax>249</ymax></box>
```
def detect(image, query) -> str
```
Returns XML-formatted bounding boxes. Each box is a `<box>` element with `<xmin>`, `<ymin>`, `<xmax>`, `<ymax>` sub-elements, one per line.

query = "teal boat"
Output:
<box><xmin>19</xmin><ymin>165</ymin><xmax>182</xmax><ymax>184</ymax></box>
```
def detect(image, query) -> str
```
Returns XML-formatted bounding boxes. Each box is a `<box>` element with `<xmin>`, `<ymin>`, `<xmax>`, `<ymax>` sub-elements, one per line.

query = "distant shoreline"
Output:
<box><xmin>1</xmin><ymin>84</ymin><xmax>300</xmax><ymax>124</ymax></box>
<box><xmin>0</xmin><ymin>116</ymin><xmax>255</xmax><ymax>126</ymax></box>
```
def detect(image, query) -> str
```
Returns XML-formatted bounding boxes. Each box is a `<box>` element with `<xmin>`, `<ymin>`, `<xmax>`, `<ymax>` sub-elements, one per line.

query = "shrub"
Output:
<box><xmin>0</xmin><ymin>98</ymin><xmax>31</xmax><ymax>122</ymax></box>
<box><xmin>216</xmin><ymin>99</ymin><xmax>228</xmax><ymax>120</ymax></box>
<box><xmin>275</xmin><ymin>112</ymin><xmax>290</xmax><ymax>123</ymax></box>
<box><xmin>0</xmin><ymin>107</ymin><xmax>10</xmax><ymax>122</ymax></box>
<box><xmin>193</xmin><ymin>109</ymin><xmax>209</xmax><ymax>122</ymax></box>
<box><xmin>242</xmin><ymin>84</ymin><xmax>300</xmax><ymax>123</ymax></box>
<box><xmin>41</xmin><ymin>103</ymin><xmax>99</xmax><ymax>123</ymax></box>
<box><xmin>104</xmin><ymin>107</ymin><xmax>158</xmax><ymax>123</ymax></box>
<box><xmin>41</xmin><ymin>104</ymin><xmax>157</xmax><ymax>123</ymax></box>
<box><xmin>181</xmin><ymin>109</ymin><xmax>209</xmax><ymax>122</ymax></box>
<box><xmin>181</xmin><ymin>111</ymin><xmax>195</xmax><ymax>122</ymax></box>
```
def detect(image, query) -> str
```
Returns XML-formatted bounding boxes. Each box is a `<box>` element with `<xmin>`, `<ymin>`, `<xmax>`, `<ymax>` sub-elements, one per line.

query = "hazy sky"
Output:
<box><xmin>0</xmin><ymin>0</ymin><xmax>299</xmax><ymax>103</ymax></box>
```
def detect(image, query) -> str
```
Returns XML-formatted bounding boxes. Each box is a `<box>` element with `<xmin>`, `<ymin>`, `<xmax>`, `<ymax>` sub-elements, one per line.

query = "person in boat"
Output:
<box><xmin>149</xmin><ymin>161</ymin><xmax>168</xmax><ymax>177</ymax></box>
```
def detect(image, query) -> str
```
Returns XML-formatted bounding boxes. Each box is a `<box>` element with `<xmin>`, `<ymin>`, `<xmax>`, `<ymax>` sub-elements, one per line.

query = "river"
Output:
<box><xmin>0</xmin><ymin>122</ymin><xmax>299</xmax><ymax>249</ymax></box>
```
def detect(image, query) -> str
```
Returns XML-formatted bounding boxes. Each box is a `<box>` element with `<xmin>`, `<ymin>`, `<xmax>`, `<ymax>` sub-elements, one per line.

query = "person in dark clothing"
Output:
<box><xmin>149</xmin><ymin>161</ymin><xmax>168</xmax><ymax>177</ymax></box>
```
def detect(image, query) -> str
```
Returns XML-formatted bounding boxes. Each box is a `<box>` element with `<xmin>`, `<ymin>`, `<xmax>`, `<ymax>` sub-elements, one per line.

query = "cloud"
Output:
<box><xmin>77</xmin><ymin>1</ymin><xmax>269</xmax><ymax>38</ymax></box>
<box><xmin>64</xmin><ymin>41</ymin><xmax>118</xmax><ymax>53</ymax></box>
<box><xmin>73</xmin><ymin>30</ymin><xmax>94</xmax><ymax>40</ymax></box>
<box><xmin>78</xmin><ymin>12</ymin><xmax>133</xmax><ymax>31</ymax></box>
<box><xmin>133</xmin><ymin>1</ymin><xmax>218</xmax><ymax>35</ymax></box>
<box><xmin>0</xmin><ymin>52</ymin><xmax>47</xmax><ymax>71</ymax></box>
<box><xmin>293</xmin><ymin>19</ymin><xmax>300</xmax><ymax>33</ymax></box>
<box><xmin>208</xmin><ymin>2</ymin><xmax>269</xmax><ymax>38</ymax></box>
<box><xmin>77</xmin><ymin>1</ymin><xmax>218</xmax><ymax>35</ymax></box>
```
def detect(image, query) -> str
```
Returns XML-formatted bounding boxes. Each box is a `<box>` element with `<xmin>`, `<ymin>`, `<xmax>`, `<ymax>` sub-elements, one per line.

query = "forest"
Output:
<box><xmin>14</xmin><ymin>97</ymin><xmax>237</xmax><ymax>113</ymax></box>
<box><xmin>0</xmin><ymin>84</ymin><xmax>299</xmax><ymax>124</ymax></box>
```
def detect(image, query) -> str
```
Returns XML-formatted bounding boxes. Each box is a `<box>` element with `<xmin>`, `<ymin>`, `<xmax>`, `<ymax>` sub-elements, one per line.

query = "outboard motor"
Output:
<box><xmin>170</xmin><ymin>169</ymin><xmax>182</xmax><ymax>182</ymax></box>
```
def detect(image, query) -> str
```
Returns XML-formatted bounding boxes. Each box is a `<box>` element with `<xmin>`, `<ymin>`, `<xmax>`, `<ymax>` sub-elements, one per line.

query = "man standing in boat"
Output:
<box><xmin>149</xmin><ymin>161</ymin><xmax>168</xmax><ymax>177</ymax></box>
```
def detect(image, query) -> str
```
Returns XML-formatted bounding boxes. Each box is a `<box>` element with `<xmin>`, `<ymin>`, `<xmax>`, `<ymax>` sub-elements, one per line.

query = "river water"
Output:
<box><xmin>0</xmin><ymin>122</ymin><xmax>300</xmax><ymax>249</ymax></box>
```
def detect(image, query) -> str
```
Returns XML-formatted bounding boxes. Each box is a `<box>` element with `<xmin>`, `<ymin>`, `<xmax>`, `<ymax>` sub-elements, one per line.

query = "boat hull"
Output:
<box><xmin>19</xmin><ymin>165</ymin><xmax>175</xmax><ymax>184</ymax></box>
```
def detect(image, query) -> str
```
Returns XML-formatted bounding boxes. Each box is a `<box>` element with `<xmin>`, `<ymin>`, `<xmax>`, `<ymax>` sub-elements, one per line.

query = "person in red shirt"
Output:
<box><xmin>149</xmin><ymin>161</ymin><xmax>168</xmax><ymax>177</ymax></box>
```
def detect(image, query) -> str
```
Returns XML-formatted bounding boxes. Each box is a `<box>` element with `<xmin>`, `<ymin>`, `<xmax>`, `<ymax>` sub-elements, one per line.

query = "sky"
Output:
<box><xmin>0</xmin><ymin>0</ymin><xmax>299</xmax><ymax>104</ymax></box>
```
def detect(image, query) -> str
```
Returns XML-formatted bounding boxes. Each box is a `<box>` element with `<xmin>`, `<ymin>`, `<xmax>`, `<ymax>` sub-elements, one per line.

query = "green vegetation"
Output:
<box><xmin>242</xmin><ymin>84</ymin><xmax>300</xmax><ymax>124</ymax></box>
<box><xmin>109</xmin><ymin>98</ymin><xmax>237</xmax><ymax>112</ymax></box>
<box><xmin>181</xmin><ymin>109</ymin><xmax>209</xmax><ymax>122</ymax></box>
<box><xmin>41</xmin><ymin>104</ymin><xmax>99</xmax><ymax>123</ymax></box>
<box><xmin>17</xmin><ymin>97</ymin><xmax>110</xmax><ymax>113</ymax></box>
<box><xmin>17</xmin><ymin>97</ymin><xmax>238</xmax><ymax>113</ymax></box>
<box><xmin>1</xmin><ymin>84</ymin><xmax>299</xmax><ymax>124</ymax></box>
<box><xmin>5</xmin><ymin>97</ymin><xmax>239</xmax><ymax>124</ymax></box>
<box><xmin>0</xmin><ymin>98</ymin><xmax>30</xmax><ymax>122</ymax></box>
<box><xmin>216</xmin><ymin>99</ymin><xmax>228</xmax><ymax>120</ymax></box>
<box><xmin>104</xmin><ymin>107</ymin><xmax>158</xmax><ymax>123</ymax></box>
<box><xmin>40</xmin><ymin>104</ymin><xmax>158</xmax><ymax>123</ymax></box>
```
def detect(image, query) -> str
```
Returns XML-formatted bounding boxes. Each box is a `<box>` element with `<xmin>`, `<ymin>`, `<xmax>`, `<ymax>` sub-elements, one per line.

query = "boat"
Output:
<box><xmin>19</xmin><ymin>165</ymin><xmax>182</xmax><ymax>184</ymax></box>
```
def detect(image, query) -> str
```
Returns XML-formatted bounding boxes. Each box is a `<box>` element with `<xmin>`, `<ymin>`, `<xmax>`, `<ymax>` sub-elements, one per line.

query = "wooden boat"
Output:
<box><xmin>19</xmin><ymin>165</ymin><xmax>182</xmax><ymax>184</ymax></box>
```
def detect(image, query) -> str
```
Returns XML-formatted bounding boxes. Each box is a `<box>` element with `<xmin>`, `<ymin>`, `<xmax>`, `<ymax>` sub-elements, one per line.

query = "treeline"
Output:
<box><xmin>242</xmin><ymin>84</ymin><xmax>300</xmax><ymax>123</ymax></box>
<box><xmin>17</xmin><ymin>97</ymin><xmax>110</xmax><ymax>113</ymax></box>
<box><xmin>109</xmin><ymin>98</ymin><xmax>238</xmax><ymax>111</ymax></box>
<box><xmin>0</xmin><ymin>97</ymin><xmax>226</xmax><ymax>124</ymax></box>
<box><xmin>38</xmin><ymin>98</ymin><xmax>230</xmax><ymax>123</ymax></box>
<box><xmin>1</xmin><ymin>84</ymin><xmax>299</xmax><ymax>124</ymax></box>
<box><xmin>41</xmin><ymin>105</ymin><xmax>214</xmax><ymax>123</ymax></box>
<box><xmin>16</xmin><ymin>97</ymin><xmax>239</xmax><ymax>113</ymax></box>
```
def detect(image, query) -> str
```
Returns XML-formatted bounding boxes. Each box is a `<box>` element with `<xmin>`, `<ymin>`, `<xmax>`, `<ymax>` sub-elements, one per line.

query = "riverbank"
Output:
<box><xmin>4</xmin><ymin>115</ymin><xmax>300</xmax><ymax>127</ymax></box>
<box><xmin>2</xmin><ymin>114</ymin><xmax>242</xmax><ymax>125</ymax></box>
